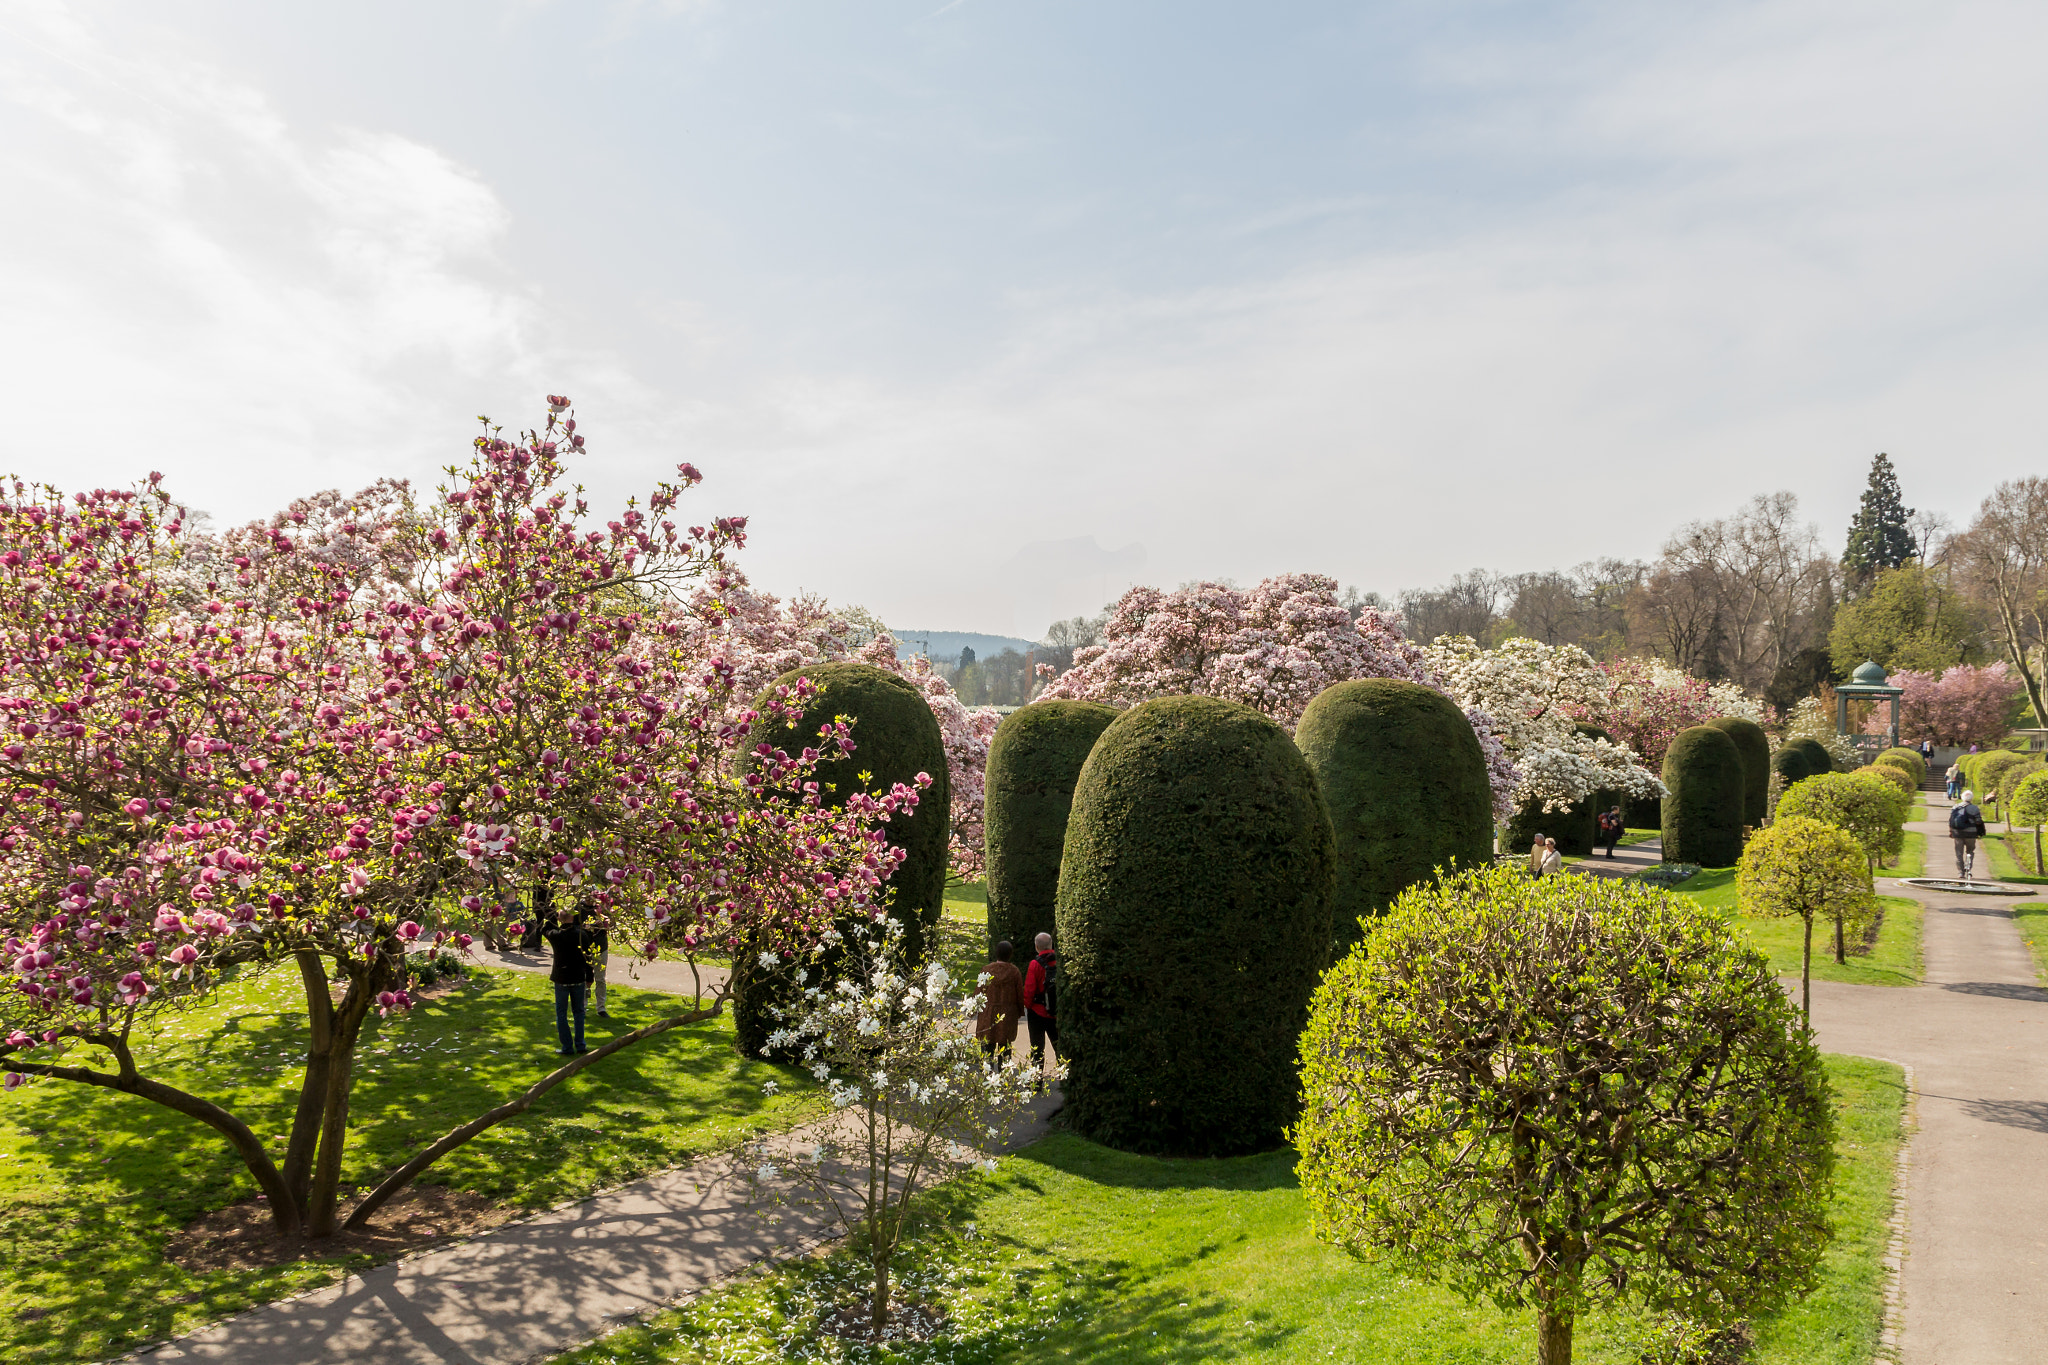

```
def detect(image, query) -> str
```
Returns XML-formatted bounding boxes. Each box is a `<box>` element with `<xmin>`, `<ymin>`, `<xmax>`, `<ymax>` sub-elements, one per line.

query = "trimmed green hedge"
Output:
<box><xmin>1972</xmin><ymin>750</ymin><xmax>2027</xmax><ymax>808</ymax></box>
<box><xmin>1771</xmin><ymin>746</ymin><xmax>1813</xmax><ymax>791</ymax></box>
<box><xmin>735</xmin><ymin>662</ymin><xmax>951</xmax><ymax>1057</ymax></box>
<box><xmin>1662</xmin><ymin>725</ymin><xmax>1746</xmax><ymax>867</ymax></box>
<box><xmin>1877</xmin><ymin>747</ymin><xmax>1927</xmax><ymax>787</ymax></box>
<box><xmin>982</xmin><ymin>700</ymin><xmax>1118</xmax><ymax>960</ymax></box>
<box><xmin>1707</xmin><ymin>716</ymin><xmax>1771</xmax><ymax>830</ymax></box>
<box><xmin>1785</xmin><ymin>736</ymin><xmax>1836</xmax><ymax>777</ymax></box>
<box><xmin>1295</xmin><ymin>680</ymin><xmax>1493</xmax><ymax>949</ymax></box>
<box><xmin>1057</xmin><ymin>695</ymin><xmax>1334</xmax><ymax>1156</ymax></box>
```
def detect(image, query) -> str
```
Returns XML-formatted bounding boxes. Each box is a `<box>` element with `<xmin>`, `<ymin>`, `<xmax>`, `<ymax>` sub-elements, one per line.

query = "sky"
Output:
<box><xmin>3</xmin><ymin>0</ymin><xmax>2045</xmax><ymax>638</ymax></box>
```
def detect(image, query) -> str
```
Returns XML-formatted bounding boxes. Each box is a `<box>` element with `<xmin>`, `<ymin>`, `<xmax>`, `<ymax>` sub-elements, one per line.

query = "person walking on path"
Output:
<box><xmin>1537</xmin><ymin>836</ymin><xmax>1563</xmax><ymax>877</ymax></box>
<box><xmin>543</xmin><ymin>907</ymin><xmax>596</xmax><ymax>1055</ymax></box>
<box><xmin>1527</xmin><ymin>834</ymin><xmax>1547</xmax><ymax>875</ymax></box>
<box><xmin>1950</xmin><ymin>789</ymin><xmax>1988</xmax><ymax>881</ymax></box>
<box><xmin>1024</xmin><ymin>932</ymin><xmax>1058</xmax><ymax>1076</ymax></box>
<box><xmin>1596</xmin><ymin>806</ymin><xmax>1624</xmax><ymax>858</ymax></box>
<box><xmin>1921</xmin><ymin>737</ymin><xmax>1935</xmax><ymax>763</ymax></box>
<box><xmin>975</xmin><ymin>940</ymin><xmax>1024</xmax><ymax>1070</ymax></box>
<box><xmin>1946</xmin><ymin>761</ymin><xmax>1963</xmax><ymax>801</ymax></box>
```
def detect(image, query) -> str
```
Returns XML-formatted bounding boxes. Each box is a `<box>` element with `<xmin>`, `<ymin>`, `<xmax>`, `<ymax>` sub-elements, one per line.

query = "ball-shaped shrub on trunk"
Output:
<box><xmin>982</xmin><ymin>700</ymin><xmax>1117</xmax><ymax>960</ymax></box>
<box><xmin>1295</xmin><ymin>679</ymin><xmax>1493</xmax><ymax>950</ymax></box>
<box><xmin>1057</xmin><ymin>695</ymin><xmax>1334</xmax><ymax>1156</ymax></box>
<box><xmin>1877</xmin><ymin>746</ymin><xmax>1927</xmax><ymax>787</ymax></box>
<box><xmin>735</xmin><ymin>662</ymin><xmax>950</xmax><ymax>1056</ymax></box>
<box><xmin>1662</xmin><ymin>725</ymin><xmax>1746</xmax><ymax>867</ymax></box>
<box><xmin>1296</xmin><ymin>866</ymin><xmax>1834</xmax><ymax>1365</ymax></box>
<box><xmin>1707</xmin><ymin>716</ymin><xmax>1771</xmax><ymax>830</ymax></box>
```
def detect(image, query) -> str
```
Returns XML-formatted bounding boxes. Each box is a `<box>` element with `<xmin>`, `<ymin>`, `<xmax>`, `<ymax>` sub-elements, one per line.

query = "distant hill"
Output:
<box><xmin>893</xmin><ymin>631</ymin><xmax>1039</xmax><ymax>663</ymax></box>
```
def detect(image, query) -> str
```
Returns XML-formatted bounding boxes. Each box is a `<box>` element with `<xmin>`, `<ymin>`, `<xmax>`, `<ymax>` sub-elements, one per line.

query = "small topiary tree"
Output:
<box><xmin>1997</xmin><ymin>756</ymin><xmax>2043</xmax><ymax>821</ymax></box>
<box><xmin>982</xmin><ymin>700</ymin><xmax>1118</xmax><ymax>960</ymax></box>
<box><xmin>1661</xmin><ymin>725</ymin><xmax>1746</xmax><ymax>867</ymax></box>
<box><xmin>1739</xmin><ymin>815</ymin><xmax>1876</xmax><ymax>1015</ymax></box>
<box><xmin>736</xmin><ymin>662</ymin><xmax>951</xmax><ymax>1056</ymax></box>
<box><xmin>1974</xmin><ymin>750</ymin><xmax>2027</xmax><ymax>819</ymax></box>
<box><xmin>1776</xmin><ymin>771</ymin><xmax>1907</xmax><ymax>876</ymax></box>
<box><xmin>2012</xmin><ymin>769</ymin><xmax>2048</xmax><ymax>875</ymax></box>
<box><xmin>1058</xmin><ymin>694</ymin><xmax>1334</xmax><ymax>1156</ymax></box>
<box><xmin>1785</xmin><ymin>736</ymin><xmax>1836</xmax><ymax>777</ymax></box>
<box><xmin>1708</xmin><ymin>716</ymin><xmax>1771</xmax><ymax>830</ymax></box>
<box><xmin>1856</xmin><ymin>762</ymin><xmax>1917</xmax><ymax>802</ymax></box>
<box><xmin>1876</xmin><ymin>746</ymin><xmax>1927</xmax><ymax>787</ymax></box>
<box><xmin>1297</xmin><ymin>679</ymin><xmax>1493</xmax><ymax>948</ymax></box>
<box><xmin>1770</xmin><ymin>745</ymin><xmax>1813</xmax><ymax>806</ymax></box>
<box><xmin>1296</xmin><ymin>866</ymin><xmax>1836</xmax><ymax>1365</ymax></box>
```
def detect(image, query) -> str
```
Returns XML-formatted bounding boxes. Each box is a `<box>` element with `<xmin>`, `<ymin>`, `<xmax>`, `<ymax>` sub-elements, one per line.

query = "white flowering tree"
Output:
<box><xmin>739</xmin><ymin>919</ymin><xmax>1038</xmax><ymax>1343</ymax></box>
<box><xmin>1424</xmin><ymin>636</ymin><xmax>1666</xmax><ymax>814</ymax></box>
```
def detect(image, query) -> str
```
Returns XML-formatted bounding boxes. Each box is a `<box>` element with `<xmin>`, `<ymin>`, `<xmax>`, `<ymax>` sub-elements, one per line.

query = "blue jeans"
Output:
<box><xmin>554</xmin><ymin>981</ymin><xmax>587</xmax><ymax>1053</ymax></box>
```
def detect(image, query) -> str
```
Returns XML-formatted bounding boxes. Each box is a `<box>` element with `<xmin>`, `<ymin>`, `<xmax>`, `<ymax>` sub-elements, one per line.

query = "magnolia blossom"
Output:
<box><xmin>1868</xmin><ymin>663</ymin><xmax>2022</xmax><ymax>748</ymax></box>
<box><xmin>1424</xmin><ymin>635</ymin><xmax>1664</xmax><ymax>813</ymax></box>
<box><xmin>1037</xmin><ymin>573</ymin><xmax>1518</xmax><ymax>815</ymax></box>
<box><xmin>1581</xmin><ymin>657</ymin><xmax>1766</xmax><ymax>772</ymax></box>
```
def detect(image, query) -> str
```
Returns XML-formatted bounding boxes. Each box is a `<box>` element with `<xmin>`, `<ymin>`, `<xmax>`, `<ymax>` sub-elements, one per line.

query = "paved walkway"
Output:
<box><xmin>1809</xmin><ymin>802</ymin><xmax>2048</xmax><ymax>1363</ymax></box>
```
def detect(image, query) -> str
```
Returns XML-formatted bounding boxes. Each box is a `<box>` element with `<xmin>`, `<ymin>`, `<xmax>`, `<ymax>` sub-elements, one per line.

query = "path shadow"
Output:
<box><xmin>1940</xmin><ymin>981</ymin><xmax>2048</xmax><ymax>1003</ymax></box>
<box><xmin>1932</xmin><ymin>903</ymin><xmax>2023</xmax><ymax>918</ymax></box>
<box><xmin>1959</xmin><ymin>1098</ymin><xmax>2048</xmax><ymax>1134</ymax></box>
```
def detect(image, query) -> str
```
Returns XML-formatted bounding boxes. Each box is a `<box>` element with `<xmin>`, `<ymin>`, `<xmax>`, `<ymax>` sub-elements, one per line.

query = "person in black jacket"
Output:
<box><xmin>1951</xmin><ymin>789</ymin><xmax>1988</xmax><ymax>881</ymax></box>
<box><xmin>543</xmin><ymin>907</ymin><xmax>595</xmax><ymax>1055</ymax></box>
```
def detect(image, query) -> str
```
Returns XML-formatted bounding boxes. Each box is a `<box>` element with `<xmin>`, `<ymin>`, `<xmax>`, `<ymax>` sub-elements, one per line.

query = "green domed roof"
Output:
<box><xmin>1851</xmin><ymin>660</ymin><xmax>1888</xmax><ymax>686</ymax></box>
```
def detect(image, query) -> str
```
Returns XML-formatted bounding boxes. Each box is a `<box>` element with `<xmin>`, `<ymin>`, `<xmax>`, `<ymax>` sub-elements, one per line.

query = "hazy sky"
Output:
<box><xmin>4</xmin><ymin>1</ymin><xmax>2045</xmax><ymax>637</ymax></box>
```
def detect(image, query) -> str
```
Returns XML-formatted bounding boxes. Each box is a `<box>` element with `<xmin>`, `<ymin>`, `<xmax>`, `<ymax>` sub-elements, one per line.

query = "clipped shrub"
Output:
<box><xmin>982</xmin><ymin>700</ymin><xmax>1118</xmax><ymax>959</ymax></box>
<box><xmin>1662</xmin><ymin>726</ymin><xmax>1746</xmax><ymax>868</ymax></box>
<box><xmin>736</xmin><ymin>662</ymin><xmax>951</xmax><ymax>1056</ymax></box>
<box><xmin>1770</xmin><ymin>745</ymin><xmax>1813</xmax><ymax>794</ymax></box>
<box><xmin>1296</xmin><ymin>680</ymin><xmax>1494</xmax><ymax>948</ymax></box>
<box><xmin>1999</xmin><ymin>756</ymin><xmax>2045</xmax><ymax>816</ymax></box>
<box><xmin>1740</xmin><ymin>815</ymin><xmax>1876</xmax><ymax>1013</ymax></box>
<box><xmin>1777</xmin><ymin>771</ymin><xmax>1906</xmax><ymax>870</ymax></box>
<box><xmin>1877</xmin><ymin>747</ymin><xmax>1928</xmax><ymax>787</ymax></box>
<box><xmin>1974</xmin><ymin>750</ymin><xmax>2027</xmax><ymax>812</ymax></box>
<box><xmin>1785</xmin><ymin>736</ymin><xmax>1836</xmax><ymax>777</ymax></box>
<box><xmin>1057</xmin><ymin>695</ymin><xmax>1334</xmax><ymax>1156</ymax></box>
<box><xmin>1856</xmin><ymin>763</ymin><xmax>1916</xmax><ymax>801</ymax></box>
<box><xmin>2012</xmin><ymin>770</ymin><xmax>2048</xmax><ymax>874</ymax></box>
<box><xmin>1708</xmin><ymin>717</ymin><xmax>1771</xmax><ymax>830</ymax></box>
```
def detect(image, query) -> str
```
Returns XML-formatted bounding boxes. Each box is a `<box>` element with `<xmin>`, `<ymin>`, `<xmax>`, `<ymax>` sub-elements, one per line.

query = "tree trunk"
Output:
<box><xmin>1835</xmin><ymin>914</ymin><xmax>1846</xmax><ymax>965</ymax></box>
<box><xmin>871</xmin><ymin>1236</ymin><xmax>891</xmax><ymax>1338</ymax></box>
<box><xmin>1801</xmin><ymin>912</ymin><xmax>1813</xmax><ymax>1022</ymax></box>
<box><xmin>281</xmin><ymin>950</ymin><xmax>337</xmax><ymax>1217</ymax></box>
<box><xmin>304</xmin><ymin>982</ymin><xmax>375</xmax><ymax>1238</ymax></box>
<box><xmin>1536</xmin><ymin>1306</ymin><xmax>1573</xmax><ymax>1365</ymax></box>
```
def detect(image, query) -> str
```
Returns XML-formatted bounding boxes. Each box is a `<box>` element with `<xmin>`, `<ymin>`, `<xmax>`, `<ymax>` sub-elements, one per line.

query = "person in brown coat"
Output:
<box><xmin>975</xmin><ymin>939</ymin><xmax>1024</xmax><ymax>1069</ymax></box>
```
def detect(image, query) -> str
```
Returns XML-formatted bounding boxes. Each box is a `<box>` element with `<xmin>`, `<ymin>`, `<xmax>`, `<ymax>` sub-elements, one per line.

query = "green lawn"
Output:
<box><xmin>2010</xmin><ymin>902</ymin><xmax>2048</xmax><ymax>983</ymax></box>
<box><xmin>1674</xmin><ymin>868</ymin><xmax>1922</xmax><ymax>986</ymax></box>
<box><xmin>1886</xmin><ymin>830</ymin><xmax>1925</xmax><ymax>878</ymax></box>
<box><xmin>1620</xmin><ymin>827</ymin><xmax>1661</xmax><ymax>847</ymax></box>
<box><xmin>945</xmin><ymin>879</ymin><xmax>990</xmax><ymax>920</ymax></box>
<box><xmin>1987</xmin><ymin>829</ymin><xmax>2048</xmax><ymax>883</ymax></box>
<box><xmin>550</xmin><ymin>1055</ymin><xmax>1903</xmax><ymax>1365</ymax></box>
<box><xmin>3</xmin><ymin>964</ymin><xmax>818</xmax><ymax>1363</ymax></box>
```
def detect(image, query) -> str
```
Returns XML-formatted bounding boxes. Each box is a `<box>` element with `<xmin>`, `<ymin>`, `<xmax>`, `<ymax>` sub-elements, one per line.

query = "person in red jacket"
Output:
<box><xmin>1023</xmin><ymin>931</ymin><xmax>1058</xmax><ymax>1077</ymax></box>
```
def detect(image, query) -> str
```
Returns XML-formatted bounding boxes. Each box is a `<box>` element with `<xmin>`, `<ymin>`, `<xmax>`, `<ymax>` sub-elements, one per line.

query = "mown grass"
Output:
<box><xmin>1987</xmin><ymin>829</ymin><xmax>2048</xmax><ymax>883</ymax></box>
<box><xmin>552</xmin><ymin>1055</ymin><xmax>1903</xmax><ymax>1365</ymax></box>
<box><xmin>1675</xmin><ymin>868</ymin><xmax>1922</xmax><ymax>986</ymax></box>
<box><xmin>2</xmin><ymin>964</ymin><xmax>818</xmax><ymax>1363</ymax></box>
<box><xmin>2009</xmin><ymin>901</ymin><xmax>2048</xmax><ymax>982</ymax></box>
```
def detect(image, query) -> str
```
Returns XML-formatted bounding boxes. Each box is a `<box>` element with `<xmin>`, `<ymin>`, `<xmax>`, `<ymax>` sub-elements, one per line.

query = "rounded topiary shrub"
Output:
<box><xmin>1785</xmin><ymin>737</ymin><xmax>1836</xmax><ymax>777</ymax></box>
<box><xmin>1662</xmin><ymin>725</ymin><xmax>1746</xmax><ymax>868</ymax></box>
<box><xmin>1975</xmin><ymin>750</ymin><xmax>2026</xmax><ymax>808</ymax></box>
<box><xmin>1057</xmin><ymin>695</ymin><xmax>1334</xmax><ymax>1156</ymax></box>
<box><xmin>982</xmin><ymin>700</ymin><xmax>1118</xmax><ymax>960</ymax></box>
<box><xmin>1295</xmin><ymin>679</ymin><xmax>1493</xmax><ymax>949</ymax></box>
<box><xmin>1856</xmin><ymin>763</ymin><xmax>1916</xmax><ymax>801</ymax></box>
<box><xmin>1707</xmin><ymin>716</ymin><xmax>1771</xmax><ymax>831</ymax></box>
<box><xmin>1771</xmin><ymin>746</ymin><xmax>1813</xmax><ymax>792</ymax></box>
<box><xmin>1877</xmin><ymin>747</ymin><xmax>1927</xmax><ymax>787</ymax></box>
<box><xmin>735</xmin><ymin>662</ymin><xmax>950</xmax><ymax>1056</ymax></box>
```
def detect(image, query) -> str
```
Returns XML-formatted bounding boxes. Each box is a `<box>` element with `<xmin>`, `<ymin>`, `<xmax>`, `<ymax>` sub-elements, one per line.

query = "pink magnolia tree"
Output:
<box><xmin>1876</xmin><ymin>663</ymin><xmax>2023</xmax><ymax>748</ymax></box>
<box><xmin>0</xmin><ymin>402</ymin><xmax>912</xmax><ymax>1240</ymax></box>
<box><xmin>677</xmin><ymin>571</ymin><xmax>1001</xmax><ymax>879</ymax></box>
<box><xmin>1035</xmin><ymin>574</ymin><xmax>1517</xmax><ymax>815</ymax></box>
<box><xmin>1581</xmin><ymin>658</ymin><xmax>1766</xmax><ymax>772</ymax></box>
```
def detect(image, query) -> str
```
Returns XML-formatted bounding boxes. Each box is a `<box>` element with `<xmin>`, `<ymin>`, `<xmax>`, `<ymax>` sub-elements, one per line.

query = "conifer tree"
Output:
<box><xmin>1843</xmin><ymin>452</ymin><xmax>1915</xmax><ymax>587</ymax></box>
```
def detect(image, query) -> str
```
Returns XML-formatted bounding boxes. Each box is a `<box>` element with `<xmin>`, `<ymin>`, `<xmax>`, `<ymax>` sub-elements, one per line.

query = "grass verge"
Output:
<box><xmin>2011</xmin><ymin>901</ymin><xmax>2048</xmax><ymax>983</ymax></box>
<box><xmin>4</xmin><ymin>964</ymin><xmax>817</xmax><ymax>1363</ymax></box>
<box><xmin>1675</xmin><ymin>868</ymin><xmax>1922</xmax><ymax>986</ymax></box>
<box><xmin>944</xmin><ymin>879</ymin><xmax>989</xmax><ymax>921</ymax></box>
<box><xmin>548</xmin><ymin>1054</ymin><xmax>1903</xmax><ymax>1365</ymax></box>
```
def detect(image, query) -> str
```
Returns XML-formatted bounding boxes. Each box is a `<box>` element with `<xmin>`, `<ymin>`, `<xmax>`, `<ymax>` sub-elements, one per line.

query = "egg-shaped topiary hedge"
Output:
<box><xmin>1856</xmin><ymin>762</ymin><xmax>1916</xmax><ymax>801</ymax></box>
<box><xmin>734</xmin><ymin>662</ymin><xmax>950</xmax><ymax>1057</ymax></box>
<box><xmin>1771</xmin><ymin>745</ymin><xmax>1813</xmax><ymax>793</ymax></box>
<box><xmin>1662</xmin><ymin>725</ymin><xmax>1746</xmax><ymax>867</ymax></box>
<box><xmin>1295</xmin><ymin>679</ymin><xmax>1493</xmax><ymax>950</ymax></box>
<box><xmin>1785</xmin><ymin>737</ymin><xmax>1836</xmax><ymax>778</ymax></box>
<box><xmin>1707</xmin><ymin>717</ymin><xmax>1772</xmax><ymax>831</ymax></box>
<box><xmin>1877</xmin><ymin>747</ymin><xmax>1928</xmax><ymax>788</ymax></box>
<box><xmin>1057</xmin><ymin>695</ymin><xmax>1334</xmax><ymax>1157</ymax></box>
<box><xmin>982</xmin><ymin>700</ymin><xmax>1118</xmax><ymax>960</ymax></box>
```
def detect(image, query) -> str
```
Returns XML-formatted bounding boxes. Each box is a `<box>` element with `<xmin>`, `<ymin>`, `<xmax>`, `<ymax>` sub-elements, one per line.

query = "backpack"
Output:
<box><xmin>1950</xmin><ymin>804</ymin><xmax>1985</xmax><ymax>837</ymax></box>
<box><xmin>1029</xmin><ymin>952</ymin><xmax>1058</xmax><ymax>1015</ymax></box>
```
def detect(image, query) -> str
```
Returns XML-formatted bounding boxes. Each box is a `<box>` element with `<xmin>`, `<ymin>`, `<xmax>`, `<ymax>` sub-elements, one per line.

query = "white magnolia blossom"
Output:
<box><xmin>1425</xmin><ymin>635</ymin><xmax>1666</xmax><ymax>814</ymax></box>
<box><xmin>1784</xmin><ymin>697</ymin><xmax>1861</xmax><ymax>768</ymax></box>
